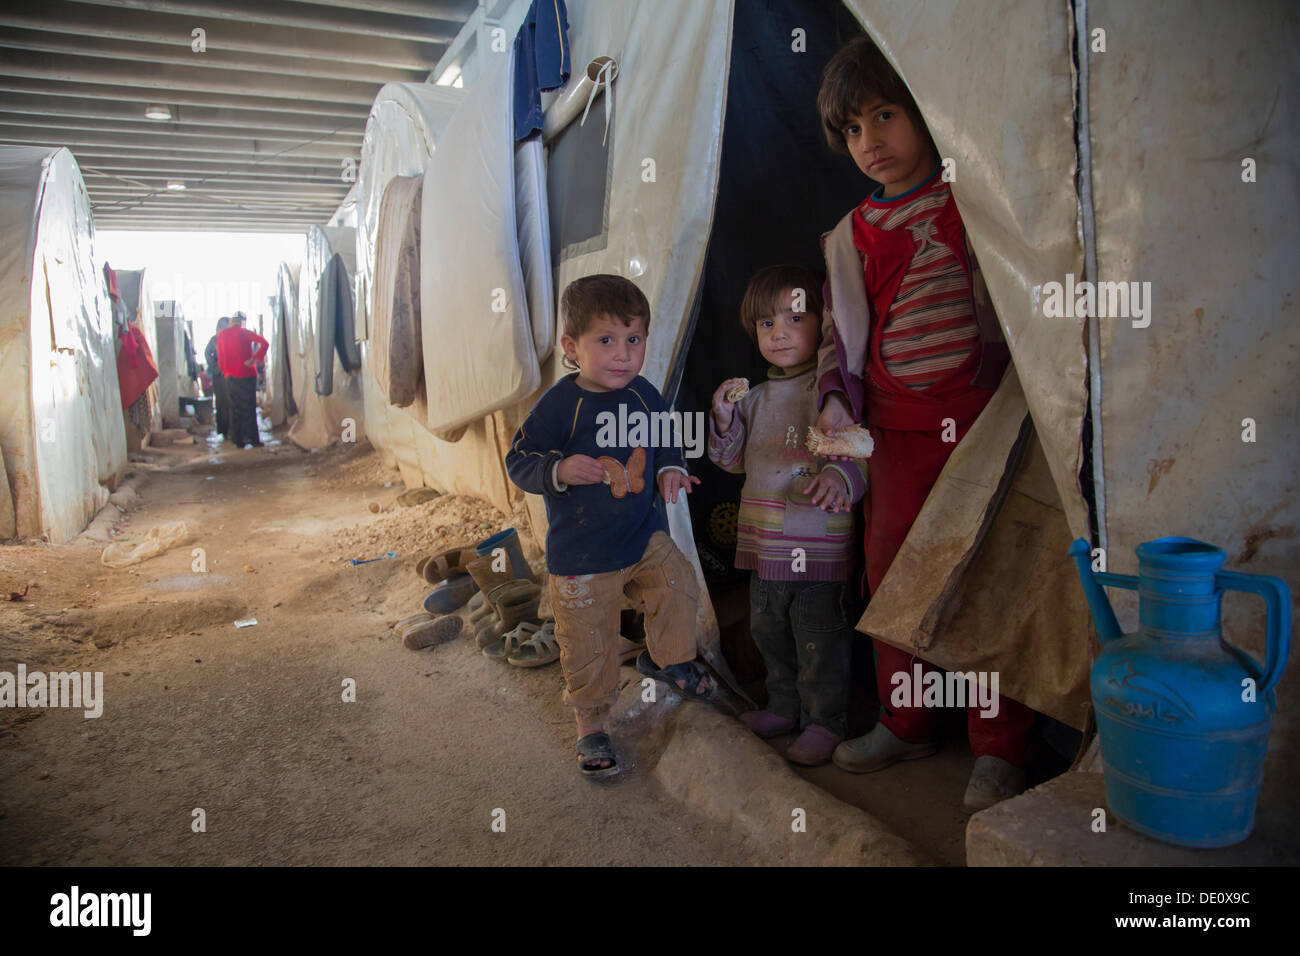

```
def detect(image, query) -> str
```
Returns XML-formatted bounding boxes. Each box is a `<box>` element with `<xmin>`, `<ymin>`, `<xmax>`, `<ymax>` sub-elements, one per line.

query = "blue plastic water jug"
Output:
<box><xmin>1069</xmin><ymin>537</ymin><xmax>1290</xmax><ymax>848</ymax></box>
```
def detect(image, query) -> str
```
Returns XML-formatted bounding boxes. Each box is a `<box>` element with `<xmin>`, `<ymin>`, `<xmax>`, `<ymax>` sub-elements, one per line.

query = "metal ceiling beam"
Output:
<box><xmin>0</xmin><ymin>76</ymin><xmax>370</xmax><ymax>120</ymax></box>
<box><xmin>1</xmin><ymin>0</ymin><xmax>444</xmax><ymax>71</ymax></box>
<box><xmin>276</xmin><ymin>0</ymin><xmax>475</xmax><ymax>20</ymax></box>
<box><xmin>89</xmin><ymin>181</ymin><xmax>350</xmax><ymax>198</ymax></box>
<box><xmin>0</xmin><ymin>49</ymin><xmax>381</xmax><ymax>104</ymax></box>
<box><xmin>64</xmin><ymin>0</ymin><xmax>467</xmax><ymax>42</ymax></box>
<box><xmin>0</xmin><ymin>128</ymin><xmax>361</xmax><ymax>161</ymax></box>
<box><xmin>0</xmin><ymin>94</ymin><xmax>367</xmax><ymax>136</ymax></box>
<box><xmin>0</xmin><ymin>112</ymin><xmax>363</xmax><ymax>146</ymax></box>
<box><xmin>76</xmin><ymin>156</ymin><xmax>350</xmax><ymax>181</ymax></box>
<box><xmin>0</xmin><ymin>27</ymin><xmax>431</xmax><ymax>86</ymax></box>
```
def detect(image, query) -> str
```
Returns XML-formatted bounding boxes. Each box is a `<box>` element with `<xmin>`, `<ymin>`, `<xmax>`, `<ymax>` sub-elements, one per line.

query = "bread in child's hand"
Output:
<box><xmin>724</xmin><ymin>379</ymin><xmax>750</xmax><ymax>403</ymax></box>
<box><xmin>805</xmin><ymin>424</ymin><xmax>874</xmax><ymax>459</ymax></box>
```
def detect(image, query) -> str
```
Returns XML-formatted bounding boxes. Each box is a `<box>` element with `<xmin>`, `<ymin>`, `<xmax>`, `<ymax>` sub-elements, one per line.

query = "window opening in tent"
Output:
<box><xmin>545</xmin><ymin>104</ymin><xmax>614</xmax><ymax>263</ymax></box>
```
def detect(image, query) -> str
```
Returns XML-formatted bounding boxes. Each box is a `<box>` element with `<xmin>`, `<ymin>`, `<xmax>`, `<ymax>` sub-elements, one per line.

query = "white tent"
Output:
<box><xmin>0</xmin><ymin>145</ymin><xmax>126</xmax><ymax>543</ymax></box>
<box><xmin>287</xmin><ymin>225</ymin><xmax>364</xmax><ymax>450</ymax></box>
<box><xmin>152</xmin><ymin>298</ymin><xmax>199</xmax><ymax>428</ymax></box>
<box><xmin>356</xmin><ymin>0</ymin><xmax>1299</xmax><ymax>809</ymax></box>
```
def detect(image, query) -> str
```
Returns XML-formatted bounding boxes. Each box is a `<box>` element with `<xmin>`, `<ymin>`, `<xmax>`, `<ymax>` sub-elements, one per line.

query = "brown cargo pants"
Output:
<box><xmin>549</xmin><ymin>531</ymin><xmax>699</xmax><ymax>724</ymax></box>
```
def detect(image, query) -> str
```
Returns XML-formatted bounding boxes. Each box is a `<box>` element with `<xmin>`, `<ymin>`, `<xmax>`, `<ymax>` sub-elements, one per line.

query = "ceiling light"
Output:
<box><xmin>166</xmin><ymin>180</ymin><xmax>186</xmax><ymax>191</ymax></box>
<box><xmin>145</xmin><ymin>104</ymin><xmax>172</xmax><ymax>120</ymax></box>
<box><xmin>436</xmin><ymin>65</ymin><xmax>461</xmax><ymax>87</ymax></box>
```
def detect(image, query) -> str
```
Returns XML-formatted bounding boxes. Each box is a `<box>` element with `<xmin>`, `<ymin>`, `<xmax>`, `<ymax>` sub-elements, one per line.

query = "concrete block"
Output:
<box><xmin>967</xmin><ymin>770</ymin><xmax>1298</xmax><ymax>865</ymax></box>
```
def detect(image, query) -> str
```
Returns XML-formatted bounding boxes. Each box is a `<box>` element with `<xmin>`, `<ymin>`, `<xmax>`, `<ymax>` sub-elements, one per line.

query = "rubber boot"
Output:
<box><xmin>466</xmin><ymin>554</ymin><xmax>512</xmax><ymax>640</ymax></box>
<box><xmin>475</xmin><ymin>579</ymin><xmax>540</xmax><ymax>649</ymax></box>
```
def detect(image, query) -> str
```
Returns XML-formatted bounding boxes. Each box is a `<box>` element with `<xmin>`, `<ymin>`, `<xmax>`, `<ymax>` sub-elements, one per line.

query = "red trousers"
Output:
<box><xmin>862</xmin><ymin>392</ymin><xmax>1035</xmax><ymax>767</ymax></box>
<box><xmin>874</xmin><ymin>639</ymin><xmax>1035</xmax><ymax>766</ymax></box>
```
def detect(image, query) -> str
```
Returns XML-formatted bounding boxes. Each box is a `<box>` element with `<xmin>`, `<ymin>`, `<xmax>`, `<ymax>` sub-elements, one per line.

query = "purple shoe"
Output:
<box><xmin>786</xmin><ymin>724</ymin><xmax>842</xmax><ymax>767</ymax></box>
<box><xmin>740</xmin><ymin>710</ymin><xmax>798</xmax><ymax>739</ymax></box>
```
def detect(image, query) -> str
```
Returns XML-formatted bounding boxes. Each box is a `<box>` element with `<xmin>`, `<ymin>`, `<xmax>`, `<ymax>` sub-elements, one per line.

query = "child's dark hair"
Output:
<box><xmin>739</xmin><ymin>265</ymin><xmax>825</xmax><ymax>342</ymax></box>
<box><xmin>561</xmin><ymin>274</ymin><xmax>650</xmax><ymax>339</ymax></box>
<box><xmin>817</xmin><ymin>36</ymin><xmax>935</xmax><ymax>158</ymax></box>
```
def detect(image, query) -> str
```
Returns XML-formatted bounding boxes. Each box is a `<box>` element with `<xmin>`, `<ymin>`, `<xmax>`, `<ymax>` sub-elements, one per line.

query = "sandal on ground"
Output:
<box><xmin>576</xmin><ymin>732</ymin><xmax>620</xmax><ymax>780</ymax></box>
<box><xmin>482</xmin><ymin>620</ymin><xmax>540</xmax><ymax>660</ymax></box>
<box><xmin>635</xmin><ymin>651</ymin><xmax>718</xmax><ymax>703</ymax></box>
<box><xmin>616</xmin><ymin>635</ymin><xmax>646</xmax><ymax>665</ymax></box>
<box><xmin>507</xmin><ymin>620</ymin><xmax>559</xmax><ymax>668</ymax></box>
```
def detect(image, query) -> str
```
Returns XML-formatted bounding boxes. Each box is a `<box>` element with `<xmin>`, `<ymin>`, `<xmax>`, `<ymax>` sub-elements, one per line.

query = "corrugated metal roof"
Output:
<box><xmin>0</xmin><ymin>0</ymin><xmax>478</xmax><ymax>231</ymax></box>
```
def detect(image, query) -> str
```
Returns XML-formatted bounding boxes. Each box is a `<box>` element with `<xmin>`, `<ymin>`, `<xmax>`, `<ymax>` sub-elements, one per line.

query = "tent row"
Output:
<box><xmin>290</xmin><ymin>0</ymin><xmax>1295</xmax><ymax>818</ymax></box>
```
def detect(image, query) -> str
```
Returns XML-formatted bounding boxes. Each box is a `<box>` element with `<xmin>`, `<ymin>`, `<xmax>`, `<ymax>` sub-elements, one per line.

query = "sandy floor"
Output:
<box><xmin>0</xmin><ymin>427</ymin><xmax>755</xmax><ymax>866</ymax></box>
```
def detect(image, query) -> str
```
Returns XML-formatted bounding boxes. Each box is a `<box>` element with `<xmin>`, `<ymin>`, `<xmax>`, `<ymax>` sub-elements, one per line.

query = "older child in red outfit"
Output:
<box><xmin>814</xmin><ymin>37</ymin><xmax>1035</xmax><ymax>810</ymax></box>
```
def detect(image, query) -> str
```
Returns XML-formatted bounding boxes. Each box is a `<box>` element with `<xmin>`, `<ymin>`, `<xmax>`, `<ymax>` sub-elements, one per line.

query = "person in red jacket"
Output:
<box><xmin>216</xmin><ymin>311</ymin><xmax>269</xmax><ymax>448</ymax></box>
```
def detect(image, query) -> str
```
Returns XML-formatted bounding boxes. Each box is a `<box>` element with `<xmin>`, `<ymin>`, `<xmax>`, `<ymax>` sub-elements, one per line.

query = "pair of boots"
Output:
<box><xmin>468</xmin><ymin>582</ymin><xmax>540</xmax><ymax>646</ymax></box>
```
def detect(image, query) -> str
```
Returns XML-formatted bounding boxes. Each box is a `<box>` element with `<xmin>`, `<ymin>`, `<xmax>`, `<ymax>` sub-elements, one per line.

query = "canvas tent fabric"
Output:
<box><xmin>313</xmin><ymin>252</ymin><xmax>361</xmax><ymax>396</ymax></box>
<box><xmin>0</xmin><ymin>145</ymin><xmax>126</xmax><ymax>543</ymax></box>
<box><xmin>265</xmin><ymin>261</ymin><xmax>300</xmax><ymax>428</ymax></box>
<box><xmin>152</xmin><ymin>300</ymin><xmax>195</xmax><ymax>428</ymax></box>
<box><xmin>1085</xmin><ymin>0</ymin><xmax>1299</xmax><ymax>800</ymax></box>
<box><xmin>288</xmin><ymin>226</ymin><xmax>364</xmax><ymax>450</ymax></box>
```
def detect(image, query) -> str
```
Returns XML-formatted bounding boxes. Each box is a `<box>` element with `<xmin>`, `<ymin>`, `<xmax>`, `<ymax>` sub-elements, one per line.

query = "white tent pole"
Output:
<box><xmin>1074</xmin><ymin>0</ymin><xmax>1107</xmax><ymax>552</ymax></box>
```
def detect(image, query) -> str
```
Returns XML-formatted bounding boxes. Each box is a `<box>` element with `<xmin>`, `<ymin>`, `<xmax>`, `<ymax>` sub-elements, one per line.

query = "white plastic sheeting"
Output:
<box><xmin>419</xmin><ymin>48</ymin><xmax>540</xmax><ymax>433</ymax></box>
<box><xmin>0</xmin><ymin>146</ymin><xmax>125</xmax><ymax>542</ymax></box>
<box><xmin>288</xmin><ymin>226</ymin><xmax>363</xmax><ymax>450</ymax></box>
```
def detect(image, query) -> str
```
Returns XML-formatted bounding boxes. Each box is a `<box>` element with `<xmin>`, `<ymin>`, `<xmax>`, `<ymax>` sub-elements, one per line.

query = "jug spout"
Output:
<box><xmin>1069</xmin><ymin>538</ymin><xmax>1134</xmax><ymax>644</ymax></box>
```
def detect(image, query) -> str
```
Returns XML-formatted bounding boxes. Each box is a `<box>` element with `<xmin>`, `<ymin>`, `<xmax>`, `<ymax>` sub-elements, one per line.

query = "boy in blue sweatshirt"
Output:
<box><xmin>506</xmin><ymin>275</ymin><xmax>716</xmax><ymax>780</ymax></box>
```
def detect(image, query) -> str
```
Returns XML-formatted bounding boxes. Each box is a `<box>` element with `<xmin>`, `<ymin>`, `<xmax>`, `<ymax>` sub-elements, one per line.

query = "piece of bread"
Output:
<box><xmin>724</xmin><ymin>379</ymin><xmax>750</xmax><ymax>403</ymax></box>
<box><xmin>805</xmin><ymin>424</ymin><xmax>874</xmax><ymax>458</ymax></box>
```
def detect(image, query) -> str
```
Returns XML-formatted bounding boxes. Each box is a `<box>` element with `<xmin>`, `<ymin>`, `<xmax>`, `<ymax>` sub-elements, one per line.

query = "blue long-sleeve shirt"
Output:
<box><xmin>506</xmin><ymin>373</ymin><xmax>687</xmax><ymax>575</ymax></box>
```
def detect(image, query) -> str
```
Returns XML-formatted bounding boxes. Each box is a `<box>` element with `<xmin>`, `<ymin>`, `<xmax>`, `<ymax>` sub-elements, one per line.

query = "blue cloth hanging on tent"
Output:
<box><xmin>513</xmin><ymin>0</ymin><xmax>570</xmax><ymax>142</ymax></box>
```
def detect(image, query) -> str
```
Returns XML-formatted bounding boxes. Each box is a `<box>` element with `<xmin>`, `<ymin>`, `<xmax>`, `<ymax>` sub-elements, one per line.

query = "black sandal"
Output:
<box><xmin>635</xmin><ymin>651</ymin><xmax>718</xmax><ymax>702</ymax></box>
<box><xmin>576</xmin><ymin>733</ymin><xmax>620</xmax><ymax>780</ymax></box>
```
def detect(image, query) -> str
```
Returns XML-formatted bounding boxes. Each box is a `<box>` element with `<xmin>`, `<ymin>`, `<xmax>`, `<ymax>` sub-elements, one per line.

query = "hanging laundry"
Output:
<box><xmin>513</xmin><ymin>0</ymin><xmax>570</xmax><ymax>142</ymax></box>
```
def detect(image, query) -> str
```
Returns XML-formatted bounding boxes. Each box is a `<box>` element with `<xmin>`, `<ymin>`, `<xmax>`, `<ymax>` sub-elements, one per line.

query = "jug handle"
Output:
<box><xmin>1215</xmin><ymin>571</ymin><xmax>1292</xmax><ymax>694</ymax></box>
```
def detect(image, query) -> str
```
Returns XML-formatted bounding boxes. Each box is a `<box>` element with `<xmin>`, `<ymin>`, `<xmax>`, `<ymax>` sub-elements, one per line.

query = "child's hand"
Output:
<box><xmin>557</xmin><ymin>454</ymin><xmax>608</xmax><ymax>487</ymax></box>
<box><xmin>814</xmin><ymin>393</ymin><xmax>856</xmax><ymax>462</ymax></box>
<box><xmin>658</xmin><ymin>468</ymin><xmax>701</xmax><ymax>504</ymax></box>
<box><xmin>711</xmin><ymin>378</ymin><xmax>745</xmax><ymax>431</ymax></box>
<box><xmin>806</xmin><ymin>469</ymin><xmax>850</xmax><ymax>513</ymax></box>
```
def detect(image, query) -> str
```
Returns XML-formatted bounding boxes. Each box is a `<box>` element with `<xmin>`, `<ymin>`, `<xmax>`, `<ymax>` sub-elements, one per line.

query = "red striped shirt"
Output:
<box><xmin>855</xmin><ymin>175</ymin><xmax>979</xmax><ymax>391</ymax></box>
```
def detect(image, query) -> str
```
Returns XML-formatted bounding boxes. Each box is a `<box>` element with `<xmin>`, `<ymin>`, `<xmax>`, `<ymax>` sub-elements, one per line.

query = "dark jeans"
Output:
<box><xmin>212</xmin><ymin>372</ymin><xmax>230</xmax><ymax>436</ymax></box>
<box><xmin>749</xmin><ymin>574</ymin><xmax>854</xmax><ymax>738</ymax></box>
<box><xmin>227</xmin><ymin>376</ymin><xmax>260</xmax><ymax>447</ymax></box>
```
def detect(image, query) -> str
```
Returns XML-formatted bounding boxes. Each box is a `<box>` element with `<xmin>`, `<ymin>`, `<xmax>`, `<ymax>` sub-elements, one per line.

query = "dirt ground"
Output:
<box><xmin>0</xmin><ymin>424</ymin><xmax>763</xmax><ymax>866</ymax></box>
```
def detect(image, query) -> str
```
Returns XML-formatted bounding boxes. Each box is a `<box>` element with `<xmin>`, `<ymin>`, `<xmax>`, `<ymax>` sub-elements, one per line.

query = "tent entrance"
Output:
<box><xmin>670</xmin><ymin>0</ymin><xmax>868</xmax><ymax>702</ymax></box>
